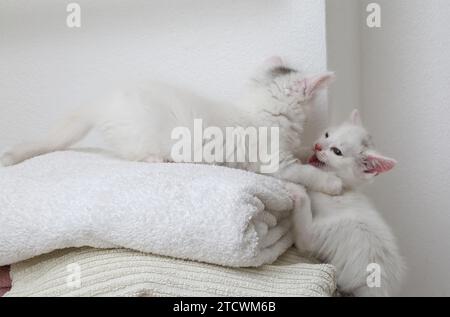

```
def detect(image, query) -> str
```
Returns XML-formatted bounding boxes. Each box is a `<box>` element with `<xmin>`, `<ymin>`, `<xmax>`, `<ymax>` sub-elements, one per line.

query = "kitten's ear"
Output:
<box><xmin>304</xmin><ymin>72</ymin><xmax>335</xmax><ymax>98</ymax></box>
<box><xmin>253</xmin><ymin>56</ymin><xmax>284</xmax><ymax>81</ymax></box>
<box><xmin>361</xmin><ymin>152</ymin><xmax>397</xmax><ymax>175</ymax></box>
<box><xmin>263</xmin><ymin>56</ymin><xmax>284</xmax><ymax>68</ymax></box>
<box><xmin>350</xmin><ymin>109</ymin><xmax>363</xmax><ymax>126</ymax></box>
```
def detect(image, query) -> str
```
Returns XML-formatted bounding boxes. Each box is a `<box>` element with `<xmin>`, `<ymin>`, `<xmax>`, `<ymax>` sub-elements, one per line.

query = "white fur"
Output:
<box><xmin>291</xmin><ymin>110</ymin><xmax>405</xmax><ymax>296</ymax></box>
<box><xmin>1</xmin><ymin>58</ymin><xmax>340</xmax><ymax>195</ymax></box>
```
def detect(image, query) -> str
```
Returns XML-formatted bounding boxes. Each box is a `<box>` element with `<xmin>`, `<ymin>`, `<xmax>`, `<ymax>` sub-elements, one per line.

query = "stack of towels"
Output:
<box><xmin>0</xmin><ymin>150</ymin><xmax>337</xmax><ymax>297</ymax></box>
<box><xmin>0</xmin><ymin>151</ymin><xmax>294</xmax><ymax>267</ymax></box>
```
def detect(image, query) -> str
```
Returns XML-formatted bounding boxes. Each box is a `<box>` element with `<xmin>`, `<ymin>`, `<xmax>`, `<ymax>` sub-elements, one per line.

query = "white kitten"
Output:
<box><xmin>289</xmin><ymin>110</ymin><xmax>405</xmax><ymax>296</ymax></box>
<box><xmin>1</xmin><ymin>57</ymin><xmax>341</xmax><ymax>195</ymax></box>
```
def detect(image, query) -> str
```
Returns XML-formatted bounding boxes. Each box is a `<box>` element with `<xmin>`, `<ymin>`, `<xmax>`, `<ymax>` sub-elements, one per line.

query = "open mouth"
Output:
<box><xmin>308</xmin><ymin>154</ymin><xmax>326</xmax><ymax>168</ymax></box>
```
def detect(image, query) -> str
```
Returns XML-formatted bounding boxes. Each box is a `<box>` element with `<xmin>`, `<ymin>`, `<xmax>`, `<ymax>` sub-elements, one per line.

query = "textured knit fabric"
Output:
<box><xmin>5</xmin><ymin>247</ymin><xmax>336</xmax><ymax>297</ymax></box>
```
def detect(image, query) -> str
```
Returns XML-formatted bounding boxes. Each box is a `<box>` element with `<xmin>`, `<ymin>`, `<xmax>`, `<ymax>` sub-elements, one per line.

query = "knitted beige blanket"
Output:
<box><xmin>5</xmin><ymin>248</ymin><xmax>336</xmax><ymax>297</ymax></box>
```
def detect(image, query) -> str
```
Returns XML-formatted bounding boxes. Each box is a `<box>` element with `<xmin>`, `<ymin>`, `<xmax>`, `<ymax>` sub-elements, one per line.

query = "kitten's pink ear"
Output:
<box><xmin>304</xmin><ymin>72</ymin><xmax>335</xmax><ymax>98</ymax></box>
<box><xmin>350</xmin><ymin>109</ymin><xmax>363</xmax><ymax>126</ymax></box>
<box><xmin>263</xmin><ymin>56</ymin><xmax>284</xmax><ymax>68</ymax></box>
<box><xmin>362</xmin><ymin>152</ymin><xmax>397</xmax><ymax>175</ymax></box>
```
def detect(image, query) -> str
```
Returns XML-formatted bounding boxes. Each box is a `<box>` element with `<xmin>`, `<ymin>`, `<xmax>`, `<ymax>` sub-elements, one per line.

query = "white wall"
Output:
<box><xmin>326</xmin><ymin>0</ymin><xmax>362</xmax><ymax>124</ymax></box>
<box><xmin>0</xmin><ymin>0</ymin><xmax>328</xmax><ymax>150</ymax></box>
<box><xmin>361</xmin><ymin>0</ymin><xmax>450</xmax><ymax>297</ymax></box>
<box><xmin>328</xmin><ymin>0</ymin><xmax>450</xmax><ymax>296</ymax></box>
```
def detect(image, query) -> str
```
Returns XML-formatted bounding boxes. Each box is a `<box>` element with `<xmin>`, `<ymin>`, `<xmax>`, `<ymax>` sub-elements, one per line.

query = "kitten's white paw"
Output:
<box><xmin>0</xmin><ymin>152</ymin><xmax>16</xmax><ymax>167</ymax></box>
<box><xmin>284</xmin><ymin>182</ymin><xmax>305</xmax><ymax>202</ymax></box>
<box><xmin>321</xmin><ymin>175</ymin><xmax>343</xmax><ymax>196</ymax></box>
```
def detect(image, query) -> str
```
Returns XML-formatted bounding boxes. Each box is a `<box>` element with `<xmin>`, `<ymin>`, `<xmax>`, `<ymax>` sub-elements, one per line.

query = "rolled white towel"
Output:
<box><xmin>0</xmin><ymin>151</ymin><xmax>294</xmax><ymax>267</ymax></box>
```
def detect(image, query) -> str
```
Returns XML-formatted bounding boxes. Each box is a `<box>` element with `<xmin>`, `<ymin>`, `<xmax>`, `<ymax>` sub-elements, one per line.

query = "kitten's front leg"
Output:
<box><xmin>276</xmin><ymin>162</ymin><xmax>342</xmax><ymax>195</ymax></box>
<box><xmin>284</xmin><ymin>183</ymin><xmax>313</xmax><ymax>253</ymax></box>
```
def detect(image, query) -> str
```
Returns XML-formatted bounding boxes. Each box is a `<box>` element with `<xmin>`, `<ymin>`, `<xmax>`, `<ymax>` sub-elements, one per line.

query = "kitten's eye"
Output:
<box><xmin>325</xmin><ymin>132</ymin><xmax>329</xmax><ymax>138</ymax></box>
<box><xmin>331</xmin><ymin>147</ymin><xmax>343</xmax><ymax>156</ymax></box>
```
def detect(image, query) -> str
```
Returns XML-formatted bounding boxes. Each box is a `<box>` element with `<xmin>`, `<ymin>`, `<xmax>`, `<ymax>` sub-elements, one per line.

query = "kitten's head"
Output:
<box><xmin>309</xmin><ymin>110</ymin><xmax>397</xmax><ymax>188</ymax></box>
<box><xmin>244</xmin><ymin>56</ymin><xmax>335</xmax><ymax>117</ymax></box>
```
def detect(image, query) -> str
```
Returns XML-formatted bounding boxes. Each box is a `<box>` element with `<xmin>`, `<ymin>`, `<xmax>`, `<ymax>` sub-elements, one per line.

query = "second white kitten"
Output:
<box><xmin>289</xmin><ymin>110</ymin><xmax>405</xmax><ymax>296</ymax></box>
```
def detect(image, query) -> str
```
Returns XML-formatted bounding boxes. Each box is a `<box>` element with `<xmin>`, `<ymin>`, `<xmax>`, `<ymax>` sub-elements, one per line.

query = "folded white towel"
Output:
<box><xmin>0</xmin><ymin>151</ymin><xmax>294</xmax><ymax>267</ymax></box>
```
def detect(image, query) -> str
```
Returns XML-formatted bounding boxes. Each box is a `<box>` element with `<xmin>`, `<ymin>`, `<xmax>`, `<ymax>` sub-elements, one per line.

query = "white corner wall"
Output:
<box><xmin>361</xmin><ymin>0</ymin><xmax>450</xmax><ymax>297</ymax></box>
<box><xmin>328</xmin><ymin>0</ymin><xmax>450</xmax><ymax>296</ymax></box>
<box><xmin>0</xmin><ymin>0</ymin><xmax>328</xmax><ymax>150</ymax></box>
<box><xmin>326</xmin><ymin>0</ymin><xmax>362</xmax><ymax>124</ymax></box>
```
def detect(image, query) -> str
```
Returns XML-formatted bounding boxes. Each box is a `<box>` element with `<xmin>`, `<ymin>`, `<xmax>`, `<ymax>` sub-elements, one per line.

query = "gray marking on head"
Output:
<box><xmin>269</xmin><ymin>66</ymin><xmax>297</xmax><ymax>78</ymax></box>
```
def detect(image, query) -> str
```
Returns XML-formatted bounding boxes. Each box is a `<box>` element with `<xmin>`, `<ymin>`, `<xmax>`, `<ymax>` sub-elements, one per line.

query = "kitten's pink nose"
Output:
<box><xmin>314</xmin><ymin>143</ymin><xmax>322</xmax><ymax>152</ymax></box>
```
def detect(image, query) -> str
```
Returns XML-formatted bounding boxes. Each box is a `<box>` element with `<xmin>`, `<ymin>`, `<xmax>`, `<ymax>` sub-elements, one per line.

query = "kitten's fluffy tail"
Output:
<box><xmin>1</xmin><ymin>108</ymin><xmax>93</xmax><ymax>166</ymax></box>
